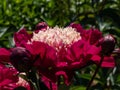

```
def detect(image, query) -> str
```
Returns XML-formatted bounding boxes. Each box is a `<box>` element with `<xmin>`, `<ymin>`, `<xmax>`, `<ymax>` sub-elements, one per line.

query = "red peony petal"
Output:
<box><xmin>44</xmin><ymin>45</ymin><xmax>57</xmax><ymax>66</ymax></box>
<box><xmin>0</xmin><ymin>48</ymin><xmax>10</xmax><ymax>63</ymax></box>
<box><xmin>92</xmin><ymin>56</ymin><xmax>115</xmax><ymax>67</ymax></box>
<box><xmin>86</xmin><ymin>44</ymin><xmax>101</xmax><ymax>55</ymax></box>
<box><xmin>41</xmin><ymin>76</ymin><xmax>57</xmax><ymax>90</ymax></box>
<box><xmin>91</xmin><ymin>55</ymin><xmax>101</xmax><ymax>62</ymax></box>
<box><xmin>101</xmin><ymin>56</ymin><xmax>115</xmax><ymax>67</ymax></box>
<box><xmin>14</xmin><ymin>28</ymin><xmax>31</xmax><ymax>47</ymax></box>
<box><xmin>0</xmin><ymin>79</ymin><xmax>12</xmax><ymax>86</ymax></box>
<box><xmin>82</xmin><ymin>29</ymin><xmax>102</xmax><ymax>45</ymax></box>
<box><xmin>0</xmin><ymin>65</ymin><xmax>18</xmax><ymax>90</ymax></box>
<box><xmin>69</xmin><ymin>23</ymin><xmax>83</xmax><ymax>33</ymax></box>
<box><xmin>25</xmin><ymin>41</ymin><xmax>46</xmax><ymax>55</ymax></box>
<box><xmin>65</xmin><ymin>40</ymin><xmax>84</xmax><ymax>63</ymax></box>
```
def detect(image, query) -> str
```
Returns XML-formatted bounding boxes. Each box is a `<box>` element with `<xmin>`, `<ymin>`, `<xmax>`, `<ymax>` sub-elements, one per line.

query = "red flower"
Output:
<box><xmin>0</xmin><ymin>64</ymin><xmax>18</xmax><ymax>90</ymax></box>
<box><xmin>12</xmin><ymin>22</ymin><xmax>115</xmax><ymax>86</ymax></box>
<box><xmin>0</xmin><ymin>48</ymin><xmax>32</xmax><ymax>90</ymax></box>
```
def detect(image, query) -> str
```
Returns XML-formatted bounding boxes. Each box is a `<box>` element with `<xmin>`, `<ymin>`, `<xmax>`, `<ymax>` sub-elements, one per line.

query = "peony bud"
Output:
<box><xmin>35</xmin><ymin>22</ymin><xmax>48</xmax><ymax>31</ymax></box>
<box><xmin>99</xmin><ymin>35</ymin><xmax>116</xmax><ymax>56</ymax></box>
<box><xmin>10</xmin><ymin>47</ymin><xmax>32</xmax><ymax>72</ymax></box>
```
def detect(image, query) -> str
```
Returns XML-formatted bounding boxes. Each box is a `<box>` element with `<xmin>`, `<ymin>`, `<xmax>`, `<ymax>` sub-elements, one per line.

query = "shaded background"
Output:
<box><xmin>0</xmin><ymin>0</ymin><xmax>120</xmax><ymax>90</ymax></box>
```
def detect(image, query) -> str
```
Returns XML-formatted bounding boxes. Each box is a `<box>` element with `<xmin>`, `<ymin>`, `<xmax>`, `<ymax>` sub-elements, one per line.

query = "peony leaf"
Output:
<box><xmin>0</xmin><ymin>27</ymin><xmax>8</xmax><ymax>38</ymax></box>
<box><xmin>79</xmin><ymin>74</ymin><xmax>92</xmax><ymax>80</ymax></box>
<box><xmin>70</xmin><ymin>86</ymin><xmax>86</xmax><ymax>90</ymax></box>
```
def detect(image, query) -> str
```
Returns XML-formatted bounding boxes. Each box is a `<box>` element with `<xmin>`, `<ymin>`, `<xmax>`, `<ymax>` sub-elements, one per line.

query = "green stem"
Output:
<box><xmin>26</xmin><ymin>72</ymin><xmax>37</xmax><ymax>90</ymax></box>
<box><xmin>35</xmin><ymin>71</ymin><xmax>40</xmax><ymax>90</ymax></box>
<box><xmin>26</xmin><ymin>68</ymin><xmax>40</xmax><ymax>90</ymax></box>
<box><xmin>86</xmin><ymin>55</ymin><xmax>104</xmax><ymax>90</ymax></box>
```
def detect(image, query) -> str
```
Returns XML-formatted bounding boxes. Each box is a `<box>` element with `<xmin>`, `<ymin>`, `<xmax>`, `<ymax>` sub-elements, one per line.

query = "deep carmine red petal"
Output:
<box><xmin>41</xmin><ymin>76</ymin><xmax>57</xmax><ymax>90</ymax></box>
<box><xmin>82</xmin><ymin>29</ymin><xmax>102</xmax><ymax>45</ymax></box>
<box><xmin>101</xmin><ymin>56</ymin><xmax>115</xmax><ymax>67</ymax></box>
<box><xmin>69</xmin><ymin>23</ymin><xmax>83</xmax><ymax>33</ymax></box>
<box><xmin>14</xmin><ymin>28</ymin><xmax>31</xmax><ymax>47</ymax></box>
<box><xmin>85</xmin><ymin>44</ymin><xmax>101</xmax><ymax>55</ymax></box>
<box><xmin>0</xmin><ymin>48</ymin><xmax>10</xmax><ymax>63</ymax></box>
<box><xmin>65</xmin><ymin>40</ymin><xmax>84</xmax><ymax>64</ymax></box>
<box><xmin>25</xmin><ymin>41</ymin><xmax>46</xmax><ymax>55</ymax></box>
<box><xmin>92</xmin><ymin>56</ymin><xmax>115</xmax><ymax>67</ymax></box>
<box><xmin>0</xmin><ymin>65</ymin><xmax>18</xmax><ymax>90</ymax></box>
<box><xmin>34</xmin><ymin>43</ymin><xmax>57</xmax><ymax>68</ymax></box>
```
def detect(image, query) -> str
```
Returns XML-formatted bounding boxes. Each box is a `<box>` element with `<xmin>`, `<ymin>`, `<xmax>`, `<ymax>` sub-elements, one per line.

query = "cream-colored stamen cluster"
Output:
<box><xmin>31</xmin><ymin>26</ymin><xmax>81</xmax><ymax>51</ymax></box>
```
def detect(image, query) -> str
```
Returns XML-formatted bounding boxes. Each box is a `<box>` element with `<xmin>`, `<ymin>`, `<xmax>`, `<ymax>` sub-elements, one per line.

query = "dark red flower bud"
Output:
<box><xmin>99</xmin><ymin>35</ymin><xmax>116</xmax><ymax>55</ymax></box>
<box><xmin>35</xmin><ymin>22</ymin><xmax>48</xmax><ymax>31</ymax></box>
<box><xmin>10</xmin><ymin>47</ymin><xmax>32</xmax><ymax>72</ymax></box>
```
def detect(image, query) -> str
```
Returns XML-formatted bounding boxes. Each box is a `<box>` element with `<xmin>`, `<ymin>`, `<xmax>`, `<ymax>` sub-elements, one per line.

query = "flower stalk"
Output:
<box><xmin>86</xmin><ymin>54</ymin><xmax>104</xmax><ymax>90</ymax></box>
<box><xmin>26</xmin><ymin>68</ymin><xmax>40</xmax><ymax>90</ymax></box>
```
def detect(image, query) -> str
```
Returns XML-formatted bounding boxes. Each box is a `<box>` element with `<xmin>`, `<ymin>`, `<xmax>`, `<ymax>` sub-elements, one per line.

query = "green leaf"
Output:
<box><xmin>70</xmin><ymin>86</ymin><xmax>86</xmax><ymax>90</ymax></box>
<box><xmin>0</xmin><ymin>27</ymin><xmax>8</xmax><ymax>38</ymax></box>
<box><xmin>3</xmin><ymin>0</ymin><xmax>7</xmax><ymax>11</ymax></box>
<box><xmin>99</xmin><ymin>8</ymin><xmax>120</xmax><ymax>27</ymax></box>
<box><xmin>79</xmin><ymin>74</ymin><xmax>92</xmax><ymax>80</ymax></box>
<box><xmin>58</xmin><ymin>84</ymin><xmax>70</xmax><ymax>90</ymax></box>
<box><xmin>116</xmin><ymin>73</ymin><xmax>120</xmax><ymax>83</ymax></box>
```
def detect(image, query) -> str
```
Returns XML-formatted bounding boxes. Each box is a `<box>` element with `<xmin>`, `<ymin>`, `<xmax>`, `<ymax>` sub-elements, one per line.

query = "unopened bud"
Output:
<box><xmin>99</xmin><ymin>35</ymin><xmax>116</xmax><ymax>55</ymax></box>
<box><xmin>35</xmin><ymin>22</ymin><xmax>48</xmax><ymax>31</ymax></box>
<box><xmin>10</xmin><ymin>47</ymin><xmax>32</xmax><ymax>72</ymax></box>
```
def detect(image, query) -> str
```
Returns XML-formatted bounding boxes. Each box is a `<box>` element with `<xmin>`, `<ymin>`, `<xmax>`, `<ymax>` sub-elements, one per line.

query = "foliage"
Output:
<box><xmin>0</xmin><ymin>0</ymin><xmax>120</xmax><ymax>90</ymax></box>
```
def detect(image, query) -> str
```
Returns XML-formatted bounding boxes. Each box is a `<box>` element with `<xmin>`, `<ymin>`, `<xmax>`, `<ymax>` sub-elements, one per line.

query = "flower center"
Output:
<box><xmin>31</xmin><ymin>26</ymin><xmax>81</xmax><ymax>51</ymax></box>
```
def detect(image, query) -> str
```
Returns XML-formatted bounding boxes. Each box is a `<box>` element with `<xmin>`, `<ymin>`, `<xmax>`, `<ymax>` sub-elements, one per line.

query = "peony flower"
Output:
<box><xmin>0</xmin><ymin>64</ymin><xmax>18</xmax><ymax>90</ymax></box>
<box><xmin>11</xmin><ymin>22</ymin><xmax>115</xmax><ymax>87</ymax></box>
<box><xmin>0</xmin><ymin>63</ymin><xmax>31</xmax><ymax>90</ymax></box>
<box><xmin>0</xmin><ymin>22</ymin><xmax>116</xmax><ymax>90</ymax></box>
<box><xmin>0</xmin><ymin>48</ymin><xmax>32</xmax><ymax>90</ymax></box>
